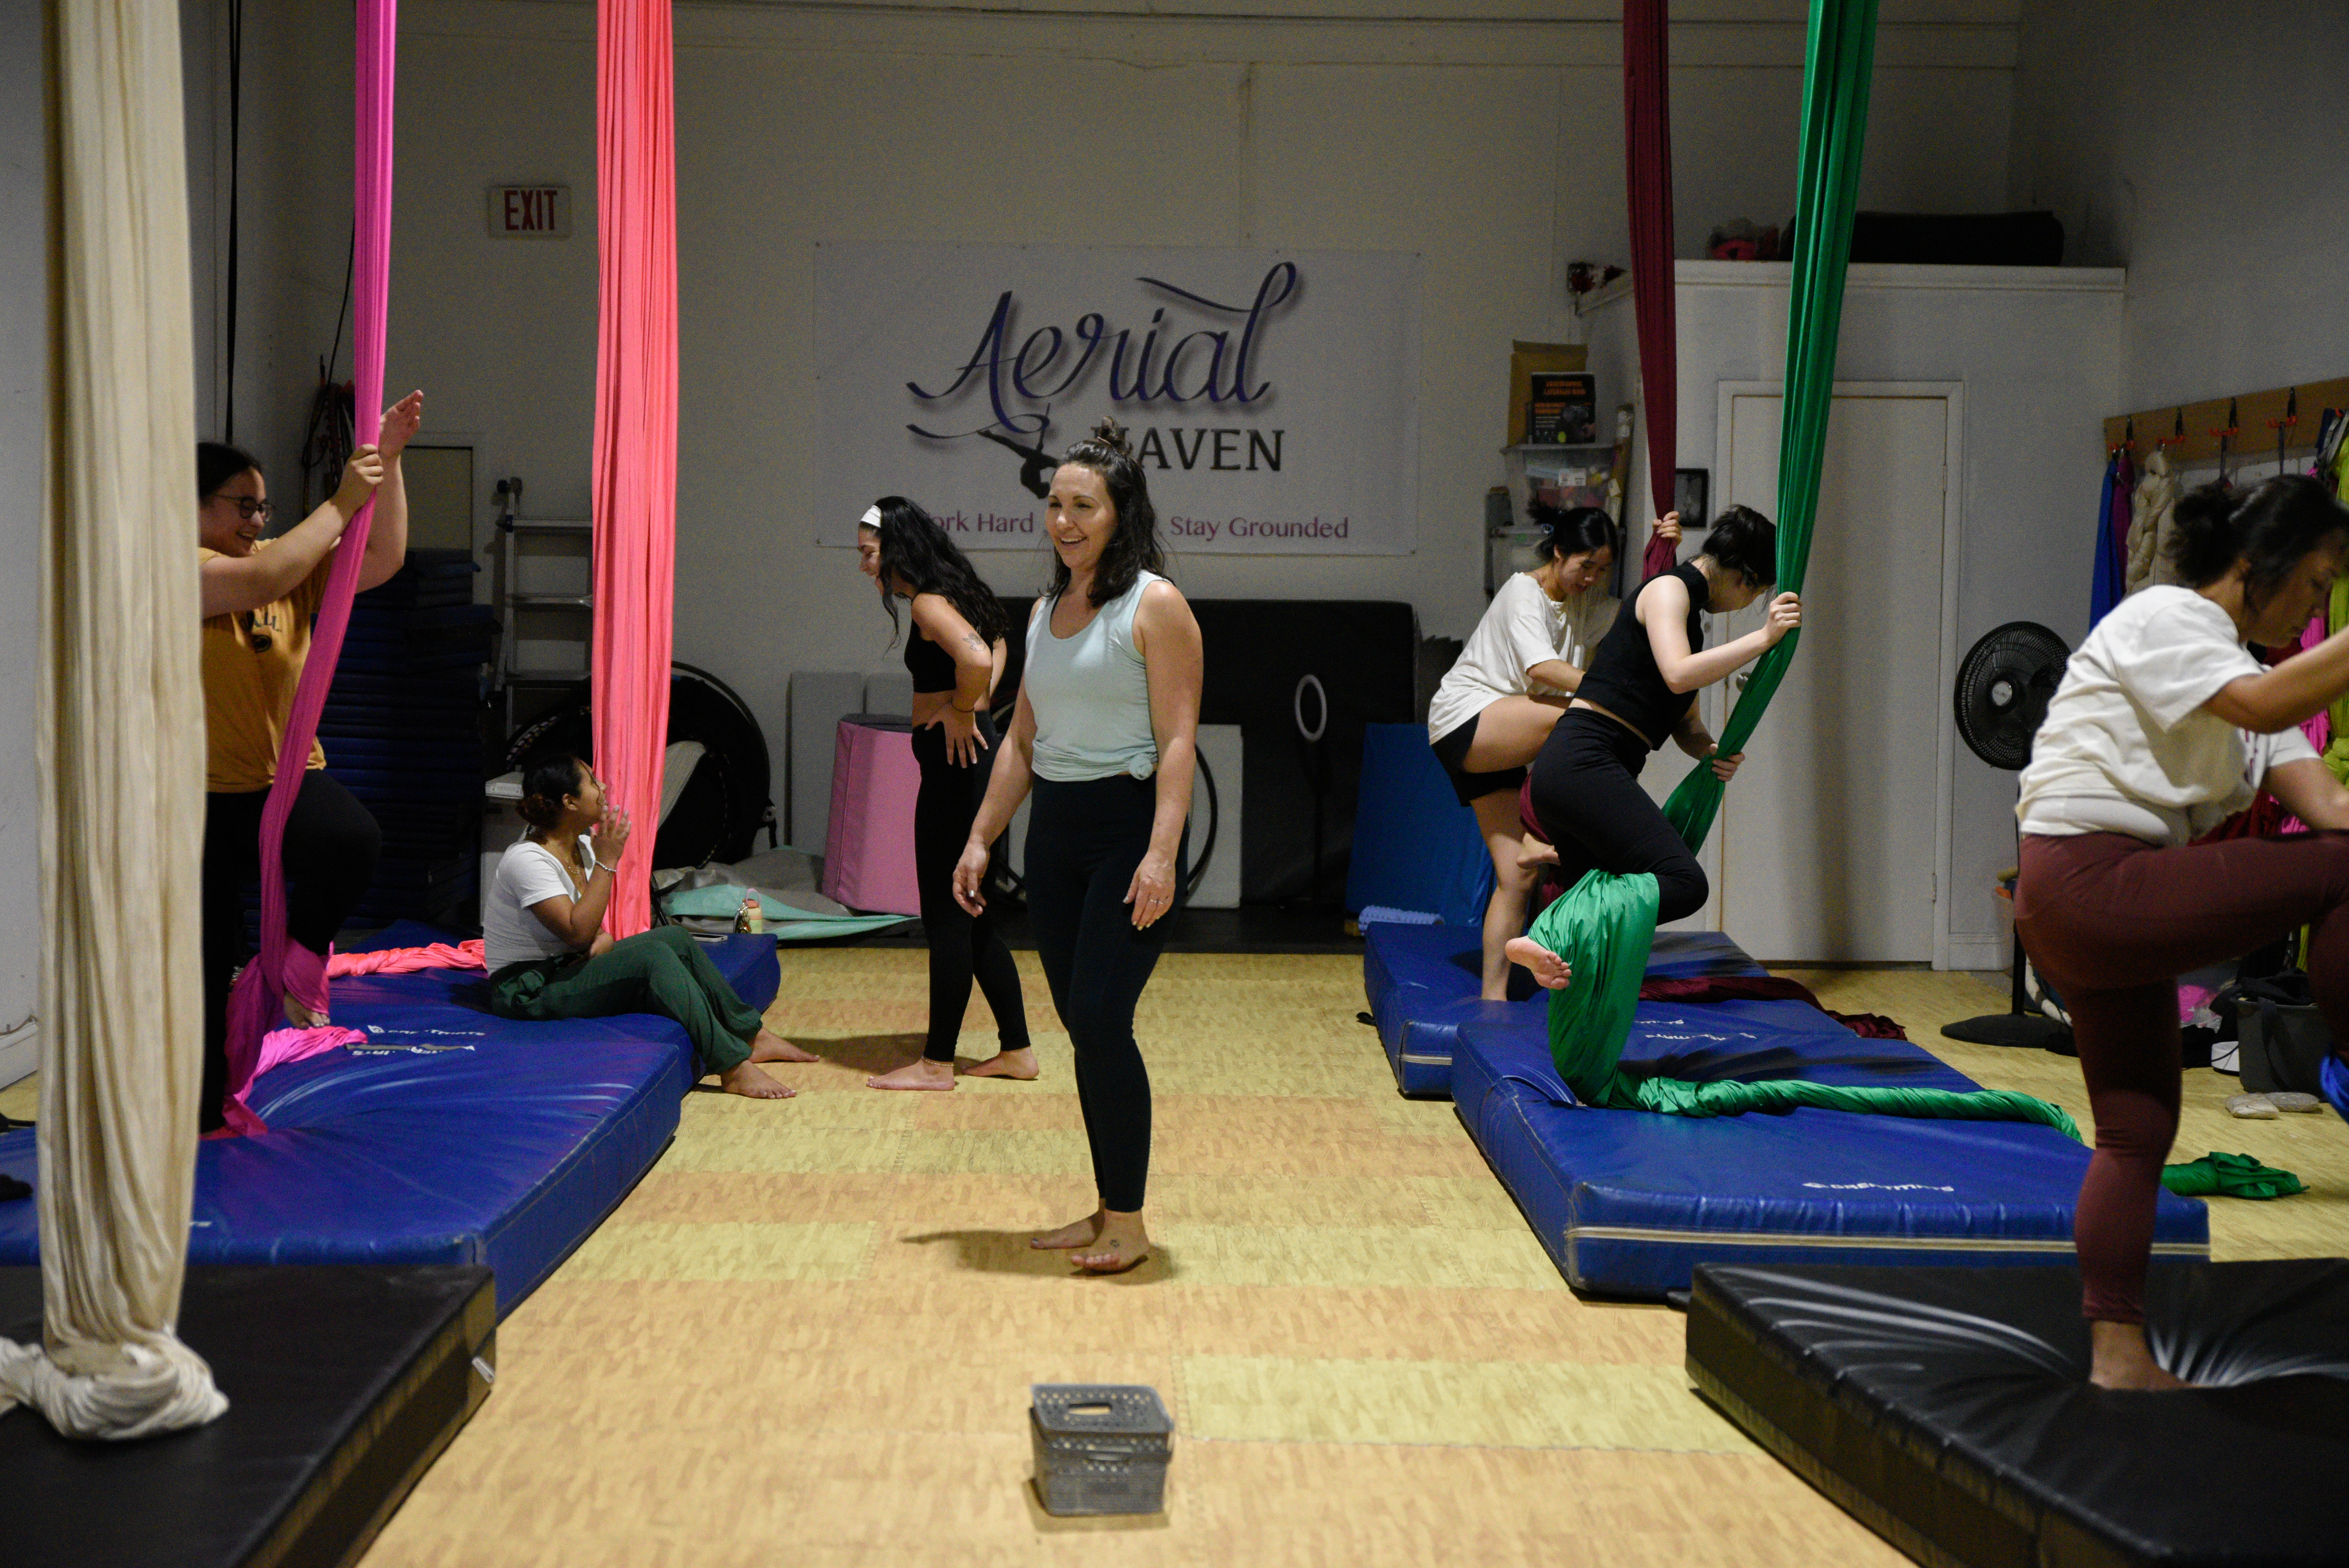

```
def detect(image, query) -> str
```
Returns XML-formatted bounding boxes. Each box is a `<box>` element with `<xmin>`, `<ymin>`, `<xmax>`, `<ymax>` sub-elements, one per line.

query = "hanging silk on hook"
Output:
<box><xmin>1625</xmin><ymin>0</ymin><xmax>1682</xmax><ymax>585</ymax></box>
<box><xmin>218</xmin><ymin>0</ymin><xmax>399</xmax><ymax>1136</ymax></box>
<box><xmin>590</xmin><ymin>0</ymin><xmax>679</xmax><ymax>938</ymax></box>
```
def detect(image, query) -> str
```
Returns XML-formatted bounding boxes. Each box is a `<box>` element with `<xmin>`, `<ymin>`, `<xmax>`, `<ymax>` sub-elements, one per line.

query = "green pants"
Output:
<box><xmin>488</xmin><ymin>924</ymin><xmax>763</xmax><ymax>1076</ymax></box>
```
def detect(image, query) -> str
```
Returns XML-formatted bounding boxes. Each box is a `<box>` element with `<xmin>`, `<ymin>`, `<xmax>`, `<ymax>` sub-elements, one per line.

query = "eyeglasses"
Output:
<box><xmin>210</xmin><ymin>494</ymin><xmax>274</xmax><ymax>524</ymax></box>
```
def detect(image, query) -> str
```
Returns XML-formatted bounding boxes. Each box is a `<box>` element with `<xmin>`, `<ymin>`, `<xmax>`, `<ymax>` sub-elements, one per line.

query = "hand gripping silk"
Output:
<box><xmin>1625</xmin><ymin>0</ymin><xmax>1682</xmax><ymax>586</ymax></box>
<box><xmin>1527</xmin><ymin>878</ymin><xmax>2079</xmax><ymax>1137</ymax></box>
<box><xmin>1528</xmin><ymin>0</ymin><xmax>2072</xmax><ymax>1140</ymax></box>
<box><xmin>217</xmin><ymin>0</ymin><xmax>400</xmax><ymax>1136</ymax></box>
<box><xmin>0</xmin><ymin>0</ymin><xmax>227</xmax><ymax>1437</ymax></box>
<box><xmin>589</xmin><ymin>0</ymin><xmax>679</xmax><ymax>937</ymax></box>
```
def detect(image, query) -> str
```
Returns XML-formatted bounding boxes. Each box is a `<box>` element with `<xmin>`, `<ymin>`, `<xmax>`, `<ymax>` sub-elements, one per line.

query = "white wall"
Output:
<box><xmin>1590</xmin><ymin>262</ymin><xmax>2124</xmax><ymax>966</ymax></box>
<box><xmin>0</xmin><ymin>0</ymin><xmax>40</xmax><ymax>1084</ymax></box>
<box><xmin>2010</xmin><ymin>0</ymin><xmax>2349</xmax><ymax>411</ymax></box>
<box><xmin>193</xmin><ymin>0</ymin><xmax>2024</xmax><ymax>831</ymax></box>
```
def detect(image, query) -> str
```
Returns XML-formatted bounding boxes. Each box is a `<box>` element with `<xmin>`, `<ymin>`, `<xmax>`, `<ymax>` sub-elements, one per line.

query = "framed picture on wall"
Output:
<box><xmin>1674</xmin><ymin>468</ymin><xmax>1709</xmax><ymax>529</ymax></box>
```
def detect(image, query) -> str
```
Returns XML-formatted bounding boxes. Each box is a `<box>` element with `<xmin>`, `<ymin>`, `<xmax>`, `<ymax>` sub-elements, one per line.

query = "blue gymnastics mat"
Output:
<box><xmin>0</xmin><ymin>922</ymin><xmax>781</xmax><ymax>1316</ymax></box>
<box><xmin>1362</xmin><ymin>920</ymin><xmax>1762</xmax><ymax>1098</ymax></box>
<box><xmin>1451</xmin><ymin>996</ymin><xmax>2209</xmax><ymax>1298</ymax></box>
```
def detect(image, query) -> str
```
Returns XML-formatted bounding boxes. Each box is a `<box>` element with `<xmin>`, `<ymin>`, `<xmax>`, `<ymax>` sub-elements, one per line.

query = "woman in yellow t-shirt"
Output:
<box><xmin>196</xmin><ymin>390</ymin><xmax>422</xmax><ymax>1132</ymax></box>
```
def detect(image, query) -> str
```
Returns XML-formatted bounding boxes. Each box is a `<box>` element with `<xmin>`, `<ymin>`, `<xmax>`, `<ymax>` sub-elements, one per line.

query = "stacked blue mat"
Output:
<box><xmin>0</xmin><ymin>922</ymin><xmax>780</xmax><ymax>1315</ymax></box>
<box><xmin>321</xmin><ymin>549</ymin><xmax>495</xmax><ymax>928</ymax></box>
<box><xmin>1451</xmin><ymin>994</ymin><xmax>2210</xmax><ymax>1298</ymax></box>
<box><xmin>1363</xmin><ymin>921</ymin><xmax>1759</xmax><ymax>1097</ymax></box>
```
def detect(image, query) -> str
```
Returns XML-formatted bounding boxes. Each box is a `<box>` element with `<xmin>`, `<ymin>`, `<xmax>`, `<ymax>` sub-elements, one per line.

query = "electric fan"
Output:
<box><xmin>1941</xmin><ymin>621</ymin><xmax>2073</xmax><ymax>1049</ymax></box>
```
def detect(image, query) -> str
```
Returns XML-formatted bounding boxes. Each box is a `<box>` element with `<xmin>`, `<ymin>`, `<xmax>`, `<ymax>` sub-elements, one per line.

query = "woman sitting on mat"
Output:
<box><xmin>1520</xmin><ymin>505</ymin><xmax>1798</xmax><ymax>944</ymax></box>
<box><xmin>854</xmin><ymin>496</ymin><xmax>1035</xmax><ymax>1090</ymax></box>
<box><xmin>953</xmin><ymin>418</ymin><xmax>1204</xmax><ymax>1275</ymax></box>
<box><xmin>1429</xmin><ymin>504</ymin><xmax>1679</xmax><ymax>1000</ymax></box>
<box><xmin>484</xmin><ymin>753</ymin><xmax>815</xmax><ymax>1101</ymax></box>
<box><xmin>2015</xmin><ymin>474</ymin><xmax>2349</xmax><ymax>1390</ymax></box>
<box><xmin>195</xmin><ymin>392</ymin><xmax>421</xmax><ymax>1133</ymax></box>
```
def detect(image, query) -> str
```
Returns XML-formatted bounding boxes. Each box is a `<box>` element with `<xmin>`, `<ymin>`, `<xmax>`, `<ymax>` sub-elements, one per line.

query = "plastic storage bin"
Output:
<box><xmin>1029</xmin><ymin>1384</ymin><xmax>1173</xmax><ymax>1516</ymax></box>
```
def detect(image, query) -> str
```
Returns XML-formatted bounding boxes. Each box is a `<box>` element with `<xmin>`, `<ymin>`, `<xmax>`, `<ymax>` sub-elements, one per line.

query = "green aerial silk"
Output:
<box><xmin>2159</xmin><ymin>1152</ymin><xmax>2305</xmax><ymax>1200</ymax></box>
<box><xmin>1535</xmin><ymin>0</ymin><xmax>2072</xmax><ymax>1142</ymax></box>
<box><xmin>1527</xmin><ymin>887</ymin><xmax>2080</xmax><ymax>1137</ymax></box>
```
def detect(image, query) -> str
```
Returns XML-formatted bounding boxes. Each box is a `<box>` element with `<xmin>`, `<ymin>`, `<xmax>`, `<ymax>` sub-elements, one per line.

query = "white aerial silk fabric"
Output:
<box><xmin>0</xmin><ymin>0</ymin><xmax>228</xmax><ymax>1440</ymax></box>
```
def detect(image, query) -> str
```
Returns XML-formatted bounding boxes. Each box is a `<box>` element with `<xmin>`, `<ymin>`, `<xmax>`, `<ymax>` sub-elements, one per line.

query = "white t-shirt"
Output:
<box><xmin>2017</xmin><ymin>586</ymin><xmax>2316</xmax><ymax>847</ymax></box>
<box><xmin>484</xmin><ymin>836</ymin><xmax>597</xmax><ymax>971</ymax></box>
<box><xmin>1427</xmin><ymin>573</ymin><xmax>1620</xmax><ymax>744</ymax></box>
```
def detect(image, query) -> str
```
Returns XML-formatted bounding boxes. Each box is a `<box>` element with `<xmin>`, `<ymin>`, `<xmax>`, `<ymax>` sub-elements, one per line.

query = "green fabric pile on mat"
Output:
<box><xmin>661</xmin><ymin>884</ymin><xmax>911</xmax><ymax>943</ymax></box>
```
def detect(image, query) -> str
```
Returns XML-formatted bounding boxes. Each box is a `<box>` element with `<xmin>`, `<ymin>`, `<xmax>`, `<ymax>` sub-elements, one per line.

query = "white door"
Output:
<box><xmin>1714</xmin><ymin>393</ymin><xmax>1947</xmax><ymax>962</ymax></box>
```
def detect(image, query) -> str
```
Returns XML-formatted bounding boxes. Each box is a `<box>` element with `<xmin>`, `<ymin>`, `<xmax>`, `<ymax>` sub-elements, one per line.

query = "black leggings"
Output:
<box><xmin>1527</xmin><ymin>708</ymin><xmax>1708</xmax><ymax>924</ymax></box>
<box><xmin>1024</xmin><ymin>774</ymin><xmax>1182</xmax><ymax>1213</ymax></box>
<box><xmin>201</xmin><ymin>772</ymin><xmax>381</xmax><ymax>1130</ymax></box>
<box><xmin>913</xmin><ymin>715</ymin><xmax>1029</xmax><ymax>1062</ymax></box>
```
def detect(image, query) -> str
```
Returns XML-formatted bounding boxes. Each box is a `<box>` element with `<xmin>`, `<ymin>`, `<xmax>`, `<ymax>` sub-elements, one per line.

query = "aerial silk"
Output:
<box><xmin>1528</xmin><ymin>877</ymin><xmax>2080</xmax><ymax>1137</ymax></box>
<box><xmin>2159</xmin><ymin>1153</ymin><xmax>2303</xmax><ymax>1201</ymax></box>
<box><xmin>2087</xmin><ymin>452</ymin><xmax>2127</xmax><ymax>631</ymax></box>
<box><xmin>0</xmin><ymin>0</ymin><xmax>227</xmax><ymax>1436</ymax></box>
<box><xmin>1625</xmin><ymin>0</ymin><xmax>1681</xmax><ymax>584</ymax></box>
<box><xmin>328</xmin><ymin>939</ymin><xmax>486</xmax><ymax>975</ymax></box>
<box><xmin>1531</xmin><ymin>0</ymin><xmax>2066</xmax><ymax>1141</ymax></box>
<box><xmin>589</xmin><ymin>0</ymin><xmax>680</xmax><ymax>939</ymax></box>
<box><xmin>217</xmin><ymin>0</ymin><xmax>399</xmax><ymax>1137</ymax></box>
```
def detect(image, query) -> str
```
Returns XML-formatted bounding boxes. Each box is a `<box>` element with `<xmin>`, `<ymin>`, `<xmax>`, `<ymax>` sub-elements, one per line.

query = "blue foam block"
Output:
<box><xmin>0</xmin><ymin>927</ymin><xmax>781</xmax><ymax>1315</ymax></box>
<box><xmin>1362</xmin><ymin>920</ymin><xmax>1760</xmax><ymax>1098</ymax></box>
<box><xmin>1451</xmin><ymin>998</ymin><xmax>2209</xmax><ymax>1297</ymax></box>
<box><xmin>1344</xmin><ymin>723</ymin><xmax>1494</xmax><ymax>928</ymax></box>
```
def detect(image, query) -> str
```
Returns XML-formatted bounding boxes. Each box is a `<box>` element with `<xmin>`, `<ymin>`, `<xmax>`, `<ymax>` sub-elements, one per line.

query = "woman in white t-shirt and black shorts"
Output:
<box><xmin>2016</xmin><ymin>475</ymin><xmax>2349</xmax><ymax>1390</ymax></box>
<box><xmin>1426</xmin><ymin>502</ymin><xmax>1676</xmax><ymax>999</ymax></box>
<box><xmin>482</xmin><ymin>753</ymin><xmax>816</xmax><ymax>1099</ymax></box>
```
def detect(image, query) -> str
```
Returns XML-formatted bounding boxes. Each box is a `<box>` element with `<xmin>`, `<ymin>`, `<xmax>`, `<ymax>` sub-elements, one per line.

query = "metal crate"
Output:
<box><xmin>1029</xmin><ymin>1384</ymin><xmax>1173</xmax><ymax>1516</ymax></box>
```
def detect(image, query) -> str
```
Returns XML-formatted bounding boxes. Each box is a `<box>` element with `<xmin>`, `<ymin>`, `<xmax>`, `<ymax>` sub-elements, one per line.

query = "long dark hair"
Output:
<box><xmin>198</xmin><ymin>440</ymin><xmax>261</xmax><ymax>499</ymax></box>
<box><xmin>1049</xmin><ymin>417</ymin><xmax>1164</xmax><ymax>609</ymax></box>
<box><xmin>1527</xmin><ymin>500</ymin><xmax>1619</xmax><ymax>564</ymax></box>
<box><xmin>866</xmin><ymin>496</ymin><xmax>1011</xmax><ymax>646</ymax></box>
<box><xmin>517</xmin><ymin>753</ymin><xmax>588</xmax><ymax>836</ymax></box>
<box><xmin>1697</xmin><ymin>504</ymin><xmax>1778</xmax><ymax>586</ymax></box>
<box><xmin>2170</xmin><ymin>475</ymin><xmax>2349</xmax><ymax>613</ymax></box>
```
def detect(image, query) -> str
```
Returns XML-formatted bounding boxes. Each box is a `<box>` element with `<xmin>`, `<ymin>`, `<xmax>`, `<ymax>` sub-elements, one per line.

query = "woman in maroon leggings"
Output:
<box><xmin>2016</xmin><ymin>474</ymin><xmax>2349</xmax><ymax>1389</ymax></box>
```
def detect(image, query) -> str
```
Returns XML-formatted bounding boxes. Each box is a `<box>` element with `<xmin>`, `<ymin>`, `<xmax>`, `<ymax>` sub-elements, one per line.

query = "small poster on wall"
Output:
<box><xmin>1674</xmin><ymin>468</ymin><xmax>1710</xmax><ymax>529</ymax></box>
<box><xmin>1525</xmin><ymin>372</ymin><xmax>1597</xmax><ymax>445</ymax></box>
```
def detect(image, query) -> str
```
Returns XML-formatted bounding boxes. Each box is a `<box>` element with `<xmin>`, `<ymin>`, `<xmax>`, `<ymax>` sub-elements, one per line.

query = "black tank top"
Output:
<box><xmin>903</xmin><ymin>626</ymin><xmax>957</xmax><ymax>693</ymax></box>
<box><xmin>1574</xmin><ymin>560</ymin><xmax>1709</xmax><ymax>750</ymax></box>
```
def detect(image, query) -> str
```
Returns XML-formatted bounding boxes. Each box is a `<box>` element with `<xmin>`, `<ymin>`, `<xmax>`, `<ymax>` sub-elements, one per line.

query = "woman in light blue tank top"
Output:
<box><xmin>952</xmin><ymin>418</ymin><xmax>1204</xmax><ymax>1275</ymax></box>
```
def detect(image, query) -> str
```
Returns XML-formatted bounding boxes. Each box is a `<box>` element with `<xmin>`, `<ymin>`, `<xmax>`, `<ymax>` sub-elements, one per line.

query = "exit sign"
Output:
<box><xmin>488</xmin><ymin>185</ymin><xmax>570</xmax><ymax>239</ymax></box>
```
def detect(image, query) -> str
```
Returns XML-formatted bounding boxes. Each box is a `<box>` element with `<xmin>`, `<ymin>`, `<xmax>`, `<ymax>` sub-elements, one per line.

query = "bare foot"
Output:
<box><xmin>717</xmin><ymin>1061</ymin><xmax>797</xmax><ymax>1100</ymax></box>
<box><xmin>962</xmin><ymin>1046</ymin><xmax>1040</xmax><ymax>1080</ymax></box>
<box><xmin>1030</xmin><ymin>1210</ymin><xmax>1105</xmax><ymax>1250</ymax></box>
<box><xmin>750</xmin><ymin>1030</ymin><xmax>820</xmax><ymax>1064</ymax></box>
<box><xmin>2089</xmin><ymin>1320</ymin><xmax>2188</xmax><ymax>1390</ymax></box>
<box><xmin>282</xmin><ymin>994</ymin><xmax>328</xmax><ymax>1030</ymax></box>
<box><xmin>1503</xmin><ymin>936</ymin><xmax>1572</xmax><ymax>991</ymax></box>
<box><xmin>1073</xmin><ymin>1210</ymin><xmax>1151</xmax><ymax>1274</ymax></box>
<box><xmin>867</xmin><ymin>1058</ymin><xmax>956</xmax><ymax>1091</ymax></box>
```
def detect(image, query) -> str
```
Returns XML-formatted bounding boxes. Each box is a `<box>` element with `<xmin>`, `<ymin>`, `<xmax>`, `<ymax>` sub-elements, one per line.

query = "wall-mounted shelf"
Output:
<box><xmin>496</xmin><ymin>517</ymin><xmax>593</xmax><ymax>733</ymax></box>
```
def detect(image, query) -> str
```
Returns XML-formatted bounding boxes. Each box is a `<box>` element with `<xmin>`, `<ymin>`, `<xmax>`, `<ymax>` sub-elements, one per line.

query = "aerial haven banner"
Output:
<box><xmin>813</xmin><ymin>243</ymin><xmax>1422</xmax><ymax>554</ymax></box>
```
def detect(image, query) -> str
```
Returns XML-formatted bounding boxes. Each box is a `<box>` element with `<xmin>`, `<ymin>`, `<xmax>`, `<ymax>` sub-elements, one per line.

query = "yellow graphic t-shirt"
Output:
<box><xmin>198</xmin><ymin>540</ymin><xmax>332</xmax><ymax>793</ymax></box>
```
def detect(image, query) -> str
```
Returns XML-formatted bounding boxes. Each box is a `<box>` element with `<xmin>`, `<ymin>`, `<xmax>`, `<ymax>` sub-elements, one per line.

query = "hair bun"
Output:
<box><xmin>1087</xmin><ymin>417</ymin><xmax>1134</xmax><ymax>459</ymax></box>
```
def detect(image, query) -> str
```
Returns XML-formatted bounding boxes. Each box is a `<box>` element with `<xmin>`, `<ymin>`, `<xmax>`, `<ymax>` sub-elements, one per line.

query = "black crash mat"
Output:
<box><xmin>0</xmin><ymin>1264</ymin><xmax>494</xmax><ymax>1568</ymax></box>
<box><xmin>1687</xmin><ymin>1260</ymin><xmax>2349</xmax><ymax>1568</ymax></box>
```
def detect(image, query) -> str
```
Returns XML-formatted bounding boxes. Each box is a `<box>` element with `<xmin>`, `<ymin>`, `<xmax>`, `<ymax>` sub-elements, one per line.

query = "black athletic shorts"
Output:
<box><xmin>1429</xmin><ymin>709</ymin><xmax>1524</xmax><ymax>809</ymax></box>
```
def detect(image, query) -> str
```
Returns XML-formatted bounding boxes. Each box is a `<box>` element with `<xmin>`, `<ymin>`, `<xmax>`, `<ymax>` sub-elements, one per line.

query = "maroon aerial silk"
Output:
<box><xmin>590</xmin><ymin>0</ymin><xmax>679</xmax><ymax>938</ymax></box>
<box><xmin>1627</xmin><ymin>0</ymin><xmax>1681</xmax><ymax>583</ymax></box>
<box><xmin>219</xmin><ymin>0</ymin><xmax>398</xmax><ymax>1136</ymax></box>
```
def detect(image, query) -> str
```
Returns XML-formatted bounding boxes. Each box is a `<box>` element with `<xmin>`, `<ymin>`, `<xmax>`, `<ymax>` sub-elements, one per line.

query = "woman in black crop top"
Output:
<box><xmin>855</xmin><ymin>497</ymin><xmax>1034</xmax><ymax>1090</ymax></box>
<box><xmin>1522</xmin><ymin>505</ymin><xmax>1802</xmax><ymax>934</ymax></box>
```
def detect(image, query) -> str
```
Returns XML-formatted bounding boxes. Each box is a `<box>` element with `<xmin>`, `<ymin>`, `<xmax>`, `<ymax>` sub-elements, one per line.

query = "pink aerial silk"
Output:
<box><xmin>327</xmin><ymin>939</ymin><xmax>485</xmax><ymax>976</ymax></box>
<box><xmin>588</xmin><ymin>0</ymin><xmax>679</xmax><ymax>940</ymax></box>
<box><xmin>1626</xmin><ymin>0</ymin><xmax>1681</xmax><ymax>584</ymax></box>
<box><xmin>219</xmin><ymin>0</ymin><xmax>398</xmax><ymax>1137</ymax></box>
